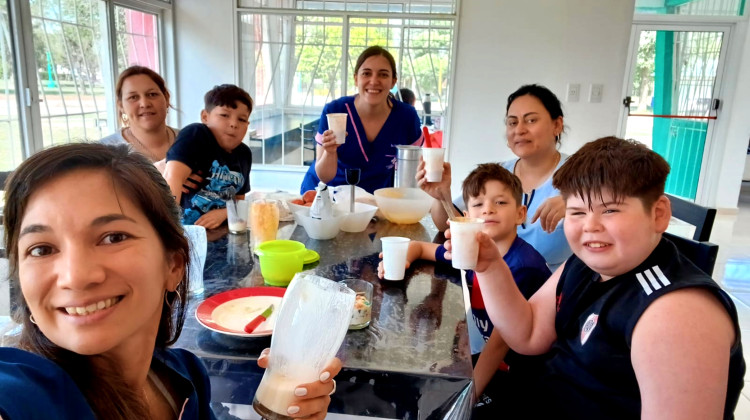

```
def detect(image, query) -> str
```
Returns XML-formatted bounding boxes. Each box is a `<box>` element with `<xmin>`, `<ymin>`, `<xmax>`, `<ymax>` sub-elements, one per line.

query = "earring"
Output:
<box><xmin>555</xmin><ymin>134</ymin><xmax>561</xmax><ymax>143</ymax></box>
<box><xmin>29</xmin><ymin>314</ymin><xmax>37</xmax><ymax>325</ymax></box>
<box><xmin>164</xmin><ymin>290</ymin><xmax>182</xmax><ymax>310</ymax></box>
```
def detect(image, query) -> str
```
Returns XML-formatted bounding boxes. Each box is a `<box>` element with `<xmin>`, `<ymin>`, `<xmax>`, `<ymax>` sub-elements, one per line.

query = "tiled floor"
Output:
<box><xmin>712</xmin><ymin>182</ymin><xmax>750</xmax><ymax>418</ymax></box>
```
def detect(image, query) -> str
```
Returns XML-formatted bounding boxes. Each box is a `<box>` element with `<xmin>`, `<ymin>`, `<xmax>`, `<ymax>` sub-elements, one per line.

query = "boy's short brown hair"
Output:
<box><xmin>462</xmin><ymin>163</ymin><xmax>523</xmax><ymax>206</ymax></box>
<box><xmin>204</xmin><ymin>84</ymin><xmax>253</xmax><ymax>114</ymax></box>
<box><xmin>552</xmin><ymin>136</ymin><xmax>670</xmax><ymax>209</ymax></box>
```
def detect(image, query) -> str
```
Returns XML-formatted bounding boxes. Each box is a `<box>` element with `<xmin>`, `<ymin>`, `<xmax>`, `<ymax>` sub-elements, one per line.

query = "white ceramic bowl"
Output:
<box><xmin>334</xmin><ymin>202</ymin><xmax>379</xmax><ymax>233</ymax></box>
<box><xmin>293</xmin><ymin>207</ymin><xmax>345</xmax><ymax>240</ymax></box>
<box><xmin>373</xmin><ymin>187</ymin><xmax>433</xmax><ymax>224</ymax></box>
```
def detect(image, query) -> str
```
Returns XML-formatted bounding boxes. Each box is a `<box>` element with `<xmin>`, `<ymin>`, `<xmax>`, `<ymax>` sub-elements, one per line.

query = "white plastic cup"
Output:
<box><xmin>327</xmin><ymin>113</ymin><xmax>347</xmax><ymax>144</ymax></box>
<box><xmin>226</xmin><ymin>199</ymin><xmax>249</xmax><ymax>234</ymax></box>
<box><xmin>449</xmin><ymin>217</ymin><xmax>485</xmax><ymax>270</ymax></box>
<box><xmin>182</xmin><ymin>225</ymin><xmax>207</xmax><ymax>295</ymax></box>
<box><xmin>422</xmin><ymin>147</ymin><xmax>445</xmax><ymax>182</ymax></box>
<box><xmin>381</xmin><ymin>236</ymin><xmax>411</xmax><ymax>280</ymax></box>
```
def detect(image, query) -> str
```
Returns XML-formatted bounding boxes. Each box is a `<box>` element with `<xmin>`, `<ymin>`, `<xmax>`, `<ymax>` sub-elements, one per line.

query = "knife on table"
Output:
<box><xmin>244</xmin><ymin>304</ymin><xmax>274</xmax><ymax>334</ymax></box>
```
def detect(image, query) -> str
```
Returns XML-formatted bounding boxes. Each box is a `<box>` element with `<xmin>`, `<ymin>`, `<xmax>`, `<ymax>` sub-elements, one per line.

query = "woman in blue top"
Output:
<box><xmin>0</xmin><ymin>143</ymin><xmax>339</xmax><ymax>419</ymax></box>
<box><xmin>301</xmin><ymin>46</ymin><xmax>423</xmax><ymax>194</ymax></box>
<box><xmin>419</xmin><ymin>84</ymin><xmax>572</xmax><ymax>269</ymax></box>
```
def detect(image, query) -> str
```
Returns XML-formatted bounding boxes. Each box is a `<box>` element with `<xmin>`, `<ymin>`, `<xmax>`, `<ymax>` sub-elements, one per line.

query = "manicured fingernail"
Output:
<box><xmin>319</xmin><ymin>371</ymin><xmax>330</xmax><ymax>381</ymax></box>
<box><xmin>294</xmin><ymin>387</ymin><xmax>307</xmax><ymax>397</ymax></box>
<box><xmin>287</xmin><ymin>406</ymin><xmax>300</xmax><ymax>415</ymax></box>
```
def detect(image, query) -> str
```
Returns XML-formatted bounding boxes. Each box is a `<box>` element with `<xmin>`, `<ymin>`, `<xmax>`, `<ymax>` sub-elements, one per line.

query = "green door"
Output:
<box><xmin>623</xmin><ymin>28</ymin><xmax>727</xmax><ymax>200</ymax></box>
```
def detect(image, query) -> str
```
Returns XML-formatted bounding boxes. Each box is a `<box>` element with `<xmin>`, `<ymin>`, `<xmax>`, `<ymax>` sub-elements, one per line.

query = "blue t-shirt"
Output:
<box><xmin>0</xmin><ymin>347</ymin><xmax>215</xmax><ymax>419</ymax></box>
<box><xmin>301</xmin><ymin>95</ymin><xmax>423</xmax><ymax>194</ymax></box>
<box><xmin>501</xmin><ymin>155</ymin><xmax>572</xmax><ymax>269</ymax></box>
<box><xmin>436</xmin><ymin>235</ymin><xmax>550</xmax><ymax>354</ymax></box>
<box><xmin>167</xmin><ymin>123</ymin><xmax>252</xmax><ymax>225</ymax></box>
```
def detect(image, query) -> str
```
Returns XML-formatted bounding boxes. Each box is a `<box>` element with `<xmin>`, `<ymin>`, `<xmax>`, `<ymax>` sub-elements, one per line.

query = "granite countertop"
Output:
<box><xmin>175</xmin><ymin>217</ymin><xmax>474</xmax><ymax>418</ymax></box>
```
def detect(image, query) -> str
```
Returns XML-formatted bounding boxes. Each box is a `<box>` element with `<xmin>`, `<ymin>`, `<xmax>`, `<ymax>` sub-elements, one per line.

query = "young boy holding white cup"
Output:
<box><xmin>377</xmin><ymin>163</ymin><xmax>550</xmax><ymax>408</ymax></box>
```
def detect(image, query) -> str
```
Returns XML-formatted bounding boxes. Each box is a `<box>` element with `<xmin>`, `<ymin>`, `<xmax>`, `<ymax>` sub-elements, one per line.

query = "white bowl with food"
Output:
<box><xmin>373</xmin><ymin>187</ymin><xmax>433</xmax><ymax>224</ymax></box>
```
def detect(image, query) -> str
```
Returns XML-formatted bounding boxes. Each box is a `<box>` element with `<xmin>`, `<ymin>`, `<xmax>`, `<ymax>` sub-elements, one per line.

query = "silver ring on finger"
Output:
<box><xmin>328</xmin><ymin>379</ymin><xmax>337</xmax><ymax>396</ymax></box>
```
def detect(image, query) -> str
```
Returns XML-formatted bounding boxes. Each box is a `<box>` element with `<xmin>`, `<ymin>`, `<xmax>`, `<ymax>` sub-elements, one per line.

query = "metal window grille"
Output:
<box><xmin>114</xmin><ymin>6</ymin><xmax>160</xmax><ymax>74</ymax></box>
<box><xmin>239</xmin><ymin>0</ymin><xmax>455</xmax><ymax>14</ymax></box>
<box><xmin>674</xmin><ymin>31</ymin><xmax>723</xmax><ymax>116</ymax></box>
<box><xmin>29</xmin><ymin>0</ymin><xmax>108</xmax><ymax>146</ymax></box>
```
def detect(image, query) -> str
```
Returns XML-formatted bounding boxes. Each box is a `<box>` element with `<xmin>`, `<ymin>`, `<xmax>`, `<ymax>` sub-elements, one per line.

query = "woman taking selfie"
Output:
<box><xmin>300</xmin><ymin>46</ymin><xmax>423</xmax><ymax>194</ymax></box>
<box><xmin>0</xmin><ymin>143</ymin><xmax>338</xmax><ymax>419</ymax></box>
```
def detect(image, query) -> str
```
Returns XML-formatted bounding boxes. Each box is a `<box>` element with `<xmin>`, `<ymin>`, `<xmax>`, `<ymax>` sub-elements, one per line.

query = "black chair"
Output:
<box><xmin>663</xmin><ymin>232</ymin><xmax>719</xmax><ymax>276</ymax></box>
<box><xmin>302</xmin><ymin>120</ymin><xmax>318</xmax><ymax>166</ymax></box>
<box><xmin>666</xmin><ymin>193</ymin><xmax>716</xmax><ymax>242</ymax></box>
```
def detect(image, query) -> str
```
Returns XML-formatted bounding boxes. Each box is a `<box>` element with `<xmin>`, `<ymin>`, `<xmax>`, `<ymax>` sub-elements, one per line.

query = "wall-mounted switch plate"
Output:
<box><xmin>589</xmin><ymin>84</ymin><xmax>603</xmax><ymax>103</ymax></box>
<box><xmin>566</xmin><ymin>83</ymin><xmax>580</xmax><ymax>102</ymax></box>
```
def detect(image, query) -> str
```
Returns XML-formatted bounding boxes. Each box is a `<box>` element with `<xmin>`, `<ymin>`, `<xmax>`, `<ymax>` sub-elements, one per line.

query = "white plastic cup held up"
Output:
<box><xmin>421</xmin><ymin>147</ymin><xmax>445</xmax><ymax>182</ymax></box>
<box><xmin>327</xmin><ymin>113</ymin><xmax>347</xmax><ymax>145</ymax></box>
<box><xmin>449</xmin><ymin>217</ymin><xmax>485</xmax><ymax>270</ymax></box>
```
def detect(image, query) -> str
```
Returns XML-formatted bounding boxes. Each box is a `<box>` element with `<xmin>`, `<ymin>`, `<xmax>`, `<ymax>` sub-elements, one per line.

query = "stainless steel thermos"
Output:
<box><xmin>394</xmin><ymin>145</ymin><xmax>422</xmax><ymax>188</ymax></box>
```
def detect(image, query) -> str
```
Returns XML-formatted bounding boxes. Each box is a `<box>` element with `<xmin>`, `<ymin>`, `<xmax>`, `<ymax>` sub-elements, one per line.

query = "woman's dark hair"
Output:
<box><xmin>3</xmin><ymin>142</ymin><xmax>190</xmax><ymax>419</ymax></box>
<box><xmin>354</xmin><ymin>46</ymin><xmax>397</xmax><ymax>80</ymax></box>
<box><xmin>506</xmin><ymin>84</ymin><xmax>565</xmax><ymax>142</ymax></box>
<box><xmin>115</xmin><ymin>65</ymin><xmax>172</xmax><ymax>127</ymax></box>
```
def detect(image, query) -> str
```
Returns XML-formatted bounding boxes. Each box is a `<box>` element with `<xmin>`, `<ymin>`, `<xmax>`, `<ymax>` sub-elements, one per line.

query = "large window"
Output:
<box><xmin>1</xmin><ymin>0</ymin><xmax>169</xmax><ymax>170</ymax></box>
<box><xmin>238</xmin><ymin>0</ymin><xmax>457</xmax><ymax>167</ymax></box>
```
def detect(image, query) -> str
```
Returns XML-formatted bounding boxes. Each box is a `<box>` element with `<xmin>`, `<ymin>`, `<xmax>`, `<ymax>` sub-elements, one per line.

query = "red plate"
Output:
<box><xmin>195</xmin><ymin>287</ymin><xmax>286</xmax><ymax>337</ymax></box>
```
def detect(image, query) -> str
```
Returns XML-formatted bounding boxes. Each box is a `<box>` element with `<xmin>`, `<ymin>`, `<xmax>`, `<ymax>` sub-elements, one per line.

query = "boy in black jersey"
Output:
<box><xmin>163</xmin><ymin>85</ymin><xmax>253</xmax><ymax>228</ymax></box>
<box><xmin>447</xmin><ymin>136</ymin><xmax>745</xmax><ymax>419</ymax></box>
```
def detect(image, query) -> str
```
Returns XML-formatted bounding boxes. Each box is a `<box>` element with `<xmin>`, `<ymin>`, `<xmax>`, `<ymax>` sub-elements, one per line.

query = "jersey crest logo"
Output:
<box><xmin>580</xmin><ymin>313</ymin><xmax>599</xmax><ymax>345</ymax></box>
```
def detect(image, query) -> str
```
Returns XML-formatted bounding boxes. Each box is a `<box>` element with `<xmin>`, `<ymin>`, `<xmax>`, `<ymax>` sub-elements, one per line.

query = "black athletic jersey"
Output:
<box><xmin>522</xmin><ymin>237</ymin><xmax>745</xmax><ymax>419</ymax></box>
